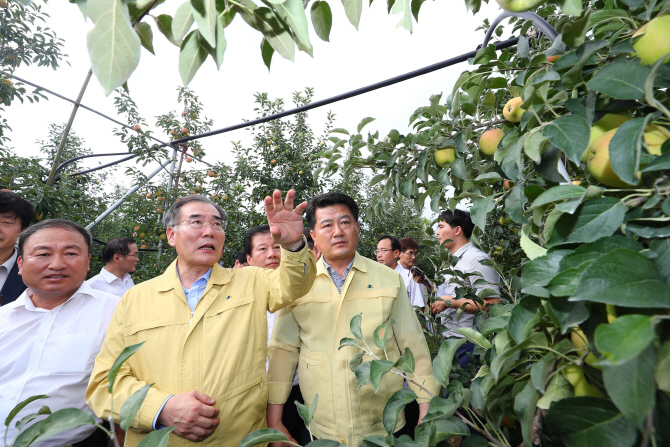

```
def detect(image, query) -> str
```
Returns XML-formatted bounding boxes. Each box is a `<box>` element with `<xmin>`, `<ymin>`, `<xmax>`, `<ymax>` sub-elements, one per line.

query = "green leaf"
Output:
<box><xmin>108</xmin><ymin>342</ymin><xmax>145</xmax><ymax>393</ymax></box>
<box><xmin>305</xmin><ymin>440</ymin><xmax>341</xmax><ymax>447</ymax></box>
<box><xmin>192</xmin><ymin>0</ymin><xmax>217</xmax><ymax>46</ymax></box>
<box><xmin>562</xmin><ymin>9</ymin><xmax>591</xmax><ymax>47</ymax></box>
<box><xmin>514</xmin><ymin>380</ymin><xmax>540</xmax><ymax>447</ymax></box>
<box><xmin>349</xmin><ymin>352</ymin><xmax>366</xmax><ymax>372</ymax></box>
<box><xmin>469</xmin><ymin>195</ymin><xmax>494</xmax><ymax>231</ymax></box>
<box><xmin>135</xmin><ymin>427</ymin><xmax>176</xmax><ymax>447</ymax></box>
<box><xmin>154</xmin><ymin>15</ymin><xmax>180</xmax><ymax>46</ymax></box>
<box><xmin>456</xmin><ymin>327</ymin><xmax>491</xmax><ymax>350</ymax></box>
<box><xmin>586</xmin><ymin>58</ymin><xmax>650</xmax><ymax>100</ymax></box>
<box><xmin>136</xmin><ymin>0</ymin><xmax>154</xmax><ymax>9</ymax></box>
<box><xmin>370</xmin><ymin>359</ymin><xmax>395</xmax><ymax>392</ymax></box>
<box><xmin>87</xmin><ymin>0</ymin><xmax>141</xmax><ymax>96</ymax></box>
<box><xmin>602</xmin><ymin>345</ymin><xmax>656</xmax><ymax>430</ymax></box>
<box><xmin>432</xmin><ymin>338</ymin><xmax>466</xmax><ymax>387</ymax></box>
<box><xmin>641</xmin><ymin>152</ymin><xmax>670</xmax><ymax>172</ymax></box>
<box><xmin>537</xmin><ymin>374</ymin><xmax>572</xmax><ymax>409</ymax></box>
<box><xmin>562</xmin><ymin>40</ymin><xmax>609</xmax><ymax>89</ymax></box>
<box><xmin>120</xmin><ymin>383</ymin><xmax>153</xmax><ymax>431</ymax></box>
<box><xmin>26</xmin><ymin>409</ymin><xmax>96</xmax><ymax>446</ymax></box>
<box><xmin>433</xmin><ymin>417</ymin><xmax>470</xmax><ymax>441</ymax></box>
<box><xmin>238</xmin><ymin>4</ymin><xmax>295</xmax><ymax>61</ymax></box>
<box><xmin>373</xmin><ymin>323</ymin><xmax>389</xmax><ymax>349</ymax></box>
<box><xmin>209</xmin><ymin>16</ymin><xmax>227</xmax><ymax>69</ymax></box>
<box><xmin>480</xmin><ymin>316</ymin><xmax>510</xmax><ymax>336</ymax></box>
<box><xmin>14</xmin><ymin>407</ymin><xmax>51</xmax><ymax>432</ymax></box>
<box><xmin>656</xmin><ymin>341</ymin><xmax>670</xmax><ymax>392</ymax></box>
<box><xmin>355</xmin><ymin>361</ymin><xmax>371</xmax><ymax>388</ymax></box>
<box><xmin>571</xmin><ymin>249</ymin><xmax>670</xmax><ymax>308</ymax></box>
<box><xmin>274</xmin><ymin>0</ymin><xmax>312</xmax><ymax>53</ymax></box>
<box><xmin>350</xmin><ymin>313</ymin><xmax>363</xmax><ymax>340</ymax></box>
<box><xmin>296</xmin><ymin>393</ymin><xmax>318</xmax><ymax>426</ymax></box>
<box><xmin>339</xmin><ymin>337</ymin><xmax>360</xmax><ymax>350</ymax></box>
<box><xmin>530</xmin><ymin>185</ymin><xmax>587</xmax><ymax>210</ymax></box>
<box><xmin>542</xmin><ymin>115</ymin><xmax>590</xmax><ymax>164</ymax></box>
<box><xmin>357</xmin><ymin>117</ymin><xmax>376</xmax><ymax>133</ymax></box>
<box><xmin>520</xmin><ymin>224</ymin><xmax>547</xmax><ymax>260</ymax></box>
<box><xmin>238</xmin><ymin>428</ymin><xmax>288</xmax><ymax>447</ymax></box>
<box><xmin>422</xmin><ymin>395</ymin><xmax>461</xmax><ymax>423</ymax></box>
<box><xmin>403</xmin><ymin>347</ymin><xmax>415</xmax><ymax>373</ymax></box>
<box><xmin>260</xmin><ymin>38</ymin><xmax>274</xmax><ymax>70</ymax></box>
<box><xmin>521</xmin><ymin>250</ymin><xmax>570</xmax><ymax>297</ymax></box>
<box><xmin>382</xmin><ymin>388</ymin><xmax>417</xmax><ymax>434</ymax></box>
<box><xmin>173</xmin><ymin>2</ymin><xmax>195</xmax><ymax>43</ymax></box>
<box><xmin>4</xmin><ymin>395</ymin><xmax>49</xmax><ymax>427</ymax></box>
<box><xmin>310</xmin><ymin>1</ymin><xmax>332</xmax><ymax>41</ymax></box>
<box><xmin>594</xmin><ymin>315</ymin><xmax>656</xmax><ymax>364</ymax></box>
<box><xmin>504</xmin><ymin>184</ymin><xmax>528</xmax><ymax>224</ymax></box>
<box><xmin>178</xmin><ymin>30</ymin><xmax>208</xmax><ymax>85</ymax></box>
<box><xmin>508</xmin><ymin>296</ymin><xmax>542</xmax><ymax>344</ymax></box>
<box><xmin>547</xmin><ymin>198</ymin><xmax>625</xmax><ymax>248</ymax></box>
<box><xmin>135</xmin><ymin>22</ymin><xmax>155</xmax><ymax>55</ymax></box>
<box><xmin>645</xmin><ymin>55</ymin><xmax>670</xmax><ymax>119</ymax></box>
<box><xmin>342</xmin><ymin>0</ymin><xmax>363</xmax><ymax>29</ymax></box>
<box><xmin>609</xmin><ymin>118</ymin><xmax>646</xmax><ymax>186</ymax></box>
<box><xmin>547</xmin><ymin>397</ymin><xmax>637</xmax><ymax>446</ymax></box>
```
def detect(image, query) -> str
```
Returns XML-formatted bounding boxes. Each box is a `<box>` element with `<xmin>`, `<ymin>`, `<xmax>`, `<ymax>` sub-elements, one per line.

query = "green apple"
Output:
<box><xmin>586</xmin><ymin>129</ymin><xmax>636</xmax><ymax>188</ymax></box>
<box><xmin>495</xmin><ymin>0</ymin><xmax>547</xmax><ymax>12</ymax></box>
<box><xmin>503</xmin><ymin>97</ymin><xmax>525</xmax><ymax>123</ymax></box>
<box><xmin>583</xmin><ymin>114</ymin><xmax>632</xmax><ymax>161</ymax></box>
<box><xmin>479</xmin><ymin>128</ymin><xmax>505</xmax><ymax>156</ymax></box>
<box><xmin>632</xmin><ymin>15</ymin><xmax>670</xmax><ymax>65</ymax></box>
<box><xmin>434</xmin><ymin>147</ymin><xmax>456</xmax><ymax>167</ymax></box>
<box><xmin>643</xmin><ymin>124</ymin><xmax>670</xmax><ymax>155</ymax></box>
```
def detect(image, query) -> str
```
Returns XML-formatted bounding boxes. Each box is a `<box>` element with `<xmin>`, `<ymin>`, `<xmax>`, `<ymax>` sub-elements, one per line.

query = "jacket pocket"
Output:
<box><xmin>204</xmin><ymin>295</ymin><xmax>256</xmax><ymax>351</ymax></box>
<box><xmin>298</xmin><ymin>350</ymin><xmax>335</xmax><ymax>429</ymax></box>
<box><xmin>214</xmin><ymin>375</ymin><xmax>267</xmax><ymax>446</ymax></box>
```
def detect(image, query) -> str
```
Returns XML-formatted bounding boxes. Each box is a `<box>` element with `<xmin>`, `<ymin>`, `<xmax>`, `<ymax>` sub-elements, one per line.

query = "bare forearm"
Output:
<box><xmin>438</xmin><ymin>295</ymin><xmax>499</xmax><ymax>314</ymax></box>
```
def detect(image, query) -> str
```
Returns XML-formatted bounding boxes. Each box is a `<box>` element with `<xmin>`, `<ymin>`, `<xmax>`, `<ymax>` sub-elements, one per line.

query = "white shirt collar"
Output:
<box><xmin>453</xmin><ymin>242</ymin><xmax>473</xmax><ymax>258</ymax></box>
<box><xmin>13</xmin><ymin>281</ymin><xmax>100</xmax><ymax>313</ymax></box>
<box><xmin>1</xmin><ymin>248</ymin><xmax>18</xmax><ymax>271</ymax></box>
<box><xmin>100</xmin><ymin>266</ymin><xmax>131</xmax><ymax>284</ymax></box>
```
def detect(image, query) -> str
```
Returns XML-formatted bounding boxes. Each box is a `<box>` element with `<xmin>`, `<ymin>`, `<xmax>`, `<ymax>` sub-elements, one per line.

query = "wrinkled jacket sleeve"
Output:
<box><xmin>390</xmin><ymin>275</ymin><xmax>441</xmax><ymax>402</ymax></box>
<box><xmin>266</xmin><ymin>306</ymin><xmax>301</xmax><ymax>404</ymax></box>
<box><xmin>85</xmin><ymin>293</ymin><xmax>171</xmax><ymax>432</ymax></box>
<box><xmin>263</xmin><ymin>244</ymin><xmax>316</xmax><ymax>313</ymax></box>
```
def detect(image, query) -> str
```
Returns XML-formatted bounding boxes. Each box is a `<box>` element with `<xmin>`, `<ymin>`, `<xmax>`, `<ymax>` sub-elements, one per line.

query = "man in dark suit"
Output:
<box><xmin>0</xmin><ymin>191</ymin><xmax>34</xmax><ymax>305</ymax></box>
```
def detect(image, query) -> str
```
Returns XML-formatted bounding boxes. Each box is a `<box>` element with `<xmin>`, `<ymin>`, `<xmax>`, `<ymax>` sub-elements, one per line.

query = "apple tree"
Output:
<box><xmin>298</xmin><ymin>0</ymin><xmax>670</xmax><ymax>445</ymax></box>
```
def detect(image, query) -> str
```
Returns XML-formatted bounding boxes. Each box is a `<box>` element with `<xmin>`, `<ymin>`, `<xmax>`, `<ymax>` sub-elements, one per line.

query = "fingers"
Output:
<box><xmin>192</xmin><ymin>391</ymin><xmax>216</xmax><ymax>406</ymax></box>
<box><xmin>273</xmin><ymin>189</ymin><xmax>285</xmax><ymax>214</ymax></box>
<box><xmin>198</xmin><ymin>403</ymin><xmax>219</xmax><ymax>419</ymax></box>
<box><xmin>294</xmin><ymin>200</ymin><xmax>308</xmax><ymax>216</ymax></box>
<box><xmin>264</xmin><ymin>195</ymin><xmax>276</xmax><ymax>220</ymax></box>
<box><xmin>283</xmin><ymin>189</ymin><xmax>296</xmax><ymax>211</ymax></box>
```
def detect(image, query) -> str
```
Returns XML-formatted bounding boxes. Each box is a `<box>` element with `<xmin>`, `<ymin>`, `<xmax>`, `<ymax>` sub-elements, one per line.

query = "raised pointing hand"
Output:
<box><xmin>264</xmin><ymin>189</ymin><xmax>308</xmax><ymax>248</ymax></box>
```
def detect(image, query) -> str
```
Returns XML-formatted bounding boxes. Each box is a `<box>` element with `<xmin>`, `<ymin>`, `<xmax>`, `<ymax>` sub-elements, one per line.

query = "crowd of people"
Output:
<box><xmin>0</xmin><ymin>188</ymin><xmax>500</xmax><ymax>447</ymax></box>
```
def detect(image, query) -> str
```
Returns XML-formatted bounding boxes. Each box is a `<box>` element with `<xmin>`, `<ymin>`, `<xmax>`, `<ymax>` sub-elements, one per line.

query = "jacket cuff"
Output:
<box><xmin>267</xmin><ymin>381</ymin><xmax>293</xmax><ymax>405</ymax></box>
<box><xmin>280</xmin><ymin>239</ymin><xmax>310</xmax><ymax>264</ymax></box>
<box><xmin>136</xmin><ymin>388</ymin><xmax>172</xmax><ymax>432</ymax></box>
<box><xmin>409</xmin><ymin>376</ymin><xmax>442</xmax><ymax>403</ymax></box>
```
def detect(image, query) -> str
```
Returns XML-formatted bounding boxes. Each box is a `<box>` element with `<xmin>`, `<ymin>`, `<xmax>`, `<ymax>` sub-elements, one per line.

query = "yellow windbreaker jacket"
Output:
<box><xmin>86</xmin><ymin>247</ymin><xmax>315</xmax><ymax>447</ymax></box>
<box><xmin>267</xmin><ymin>253</ymin><xmax>440</xmax><ymax>446</ymax></box>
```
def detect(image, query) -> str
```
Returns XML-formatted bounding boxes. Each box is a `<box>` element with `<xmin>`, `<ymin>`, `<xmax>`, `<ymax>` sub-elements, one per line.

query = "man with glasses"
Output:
<box><xmin>376</xmin><ymin>235</ymin><xmax>424</xmax><ymax>308</ymax></box>
<box><xmin>398</xmin><ymin>238</ymin><xmax>429</xmax><ymax>306</ymax></box>
<box><xmin>87</xmin><ymin>237</ymin><xmax>139</xmax><ymax>296</ymax></box>
<box><xmin>87</xmin><ymin>192</ymin><xmax>315</xmax><ymax>447</ymax></box>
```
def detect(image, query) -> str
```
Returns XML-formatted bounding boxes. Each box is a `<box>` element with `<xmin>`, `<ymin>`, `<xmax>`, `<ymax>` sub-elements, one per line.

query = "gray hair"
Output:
<box><xmin>18</xmin><ymin>219</ymin><xmax>91</xmax><ymax>257</ymax></box>
<box><xmin>163</xmin><ymin>195</ymin><xmax>227</xmax><ymax>229</ymax></box>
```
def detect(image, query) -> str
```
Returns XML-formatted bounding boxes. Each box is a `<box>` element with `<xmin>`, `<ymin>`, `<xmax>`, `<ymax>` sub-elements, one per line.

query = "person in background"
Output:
<box><xmin>87</xmin><ymin>237</ymin><xmax>139</xmax><ymax>296</ymax></box>
<box><xmin>0</xmin><ymin>191</ymin><xmax>34</xmax><ymax>306</ymax></box>
<box><xmin>376</xmin><ymin>235</ymin><xmax>424</xmax><ymax>308</ymax></box>
<box><xmin>233</xmin><ymin>248</ymin><xmax>249</xmax><ymax>269</ymax></box>
<box><xmin>399</xmin><ymin>237</ymin><xmax>433</xmax><ymax>297</ymax></box>
<box><xmin>303</xmin><ymin>228</ymin><xmax>321</xmax><ymax>260</ymax></box>
<box><xmin>431</xmin><ymin>209</ymin><xmax>500</xmax><ymax>367</ymax></box>
<box><xmin>244</xmin><ymin>224</ymin><xmax>305</xmax><ymax>443</ymax></box>
<box><xmin>86</xmin><ymin>191</ymin><xmax>315</xmax><ymax>447</ymax></box>
<box><xmin>0</xmin><ymin>219</ymin><xmax>120</xmax><ymax>446</ymax></box>
<box><xmin>267</xmin><ymin>193</ymin><xmax>439</xmax><ymax>446</ymax></box>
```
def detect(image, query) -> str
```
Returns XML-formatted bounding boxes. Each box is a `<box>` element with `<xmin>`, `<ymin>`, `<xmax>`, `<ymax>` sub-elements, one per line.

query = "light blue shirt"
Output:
<box><xmin>322</xmin><ymin>257</ymin><xmax>355</xmax><ymax>294</ymax></box>
<box><xmin>153</xmin><ymin>265</ymin><xmax>212</xmax><ymax>429</ymax></box>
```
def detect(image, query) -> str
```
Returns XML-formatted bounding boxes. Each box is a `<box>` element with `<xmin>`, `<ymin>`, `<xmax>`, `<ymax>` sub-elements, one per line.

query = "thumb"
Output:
<box><xmin>192</xmin><ymin>391</ymin><xmax>215</xmax><ymax>405</ymax></box>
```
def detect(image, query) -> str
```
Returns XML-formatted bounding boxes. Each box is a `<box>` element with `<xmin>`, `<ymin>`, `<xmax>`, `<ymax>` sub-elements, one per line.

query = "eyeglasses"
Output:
<box><xmin>402</xmin><ymin>251</ymin><xmax>418</xmax><ymax>258</ymax></box>
<box><xmin>125</xmin><ymin>253</ymin><xmax>141</xmax><ymax>259</ymax></box>
<box><xmin>177</xmin><ymin>218</ymin><xmax>227</xmax><ymax>231</ymax></box>
<box><xmin>374</xmin><ymin>248</ymin><xmax>397</xmax><ymax>255</ymax></box>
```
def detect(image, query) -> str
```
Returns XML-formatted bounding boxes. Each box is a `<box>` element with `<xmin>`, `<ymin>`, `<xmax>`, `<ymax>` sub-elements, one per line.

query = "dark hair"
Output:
<box><xmin>400</xmin><ymin>237</ymin><xmax>419</xmax><ymax>252</ymax></box>
<box><xmin>0</xmin><ymin>191</ymin><xmax>35</xmax><ymax>229</ymax></box>
<box><xmin>235</xmin><ymin>249</ymin><xmax>247</xmax><ymax>264</ymax></box>
<box><xmin>303</xmin><ymin>228</ymin><xmax>314</xmax><ymax>250</ymax></box>
<box><xmin>18</xmin><ymin>219</ymin><xmax>91</xmax><ymax>257</ymax></box>
<box><xmin>377</xmin><ymin>235</ymin><xmax>400</xmax><ymax>251</ymax></box>
<box><xmin>102</xmin><ymin>237</ymin><xmax>137</xmax><ymax>264</ymax></box>
<box><xmin>243</xmin><ymin>225</ymin><xmax>271</xmax><ymax>256</ymax></box>
<box><xmin>305</xmin><ymin>192</ymin><xmax>359</xmax><ymax>230</ymax></box>
<box><xmin>164</xmin><ymin>195</ymin><xmax>226</xmax><ymax>228</ymax></box>
<box><xmin>438</xmin><ymin>209</ymin><xmax>474</xmax><ymax>239</ymax></box>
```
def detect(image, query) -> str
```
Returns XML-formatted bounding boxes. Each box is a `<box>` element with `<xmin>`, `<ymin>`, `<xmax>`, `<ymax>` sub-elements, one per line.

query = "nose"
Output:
<box><xmin>49</xmin><ymin>253</ymin><xmax>67</xmax><ymax>270</ymax></box>
<box><xmin>201</xmin><ymin>221</ymin><xmax>215</xmax><ymax>237</ymax></box>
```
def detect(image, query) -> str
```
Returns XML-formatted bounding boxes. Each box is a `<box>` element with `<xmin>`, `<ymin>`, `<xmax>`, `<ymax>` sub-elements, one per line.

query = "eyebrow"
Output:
<box><xmin>32</xmin><ymin>244</ymin><xmax>84</xmax><ymax>251</ymax></box>
<box><xmin>319</xmin><ymin>214</ymin><xmax>352</xmax><ymax>224</ymax></box>
<box><xmin>188</xmin><ymin>214</ymin><xmax>223</xmax><ymax>220</ymax></box>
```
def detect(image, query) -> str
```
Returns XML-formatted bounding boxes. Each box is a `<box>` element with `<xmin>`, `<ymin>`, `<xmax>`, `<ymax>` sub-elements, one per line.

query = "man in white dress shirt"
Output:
<box><xmin>0</xmin><ymin>219</ymin><xmax>120</xmax><ymax>447</ymax></box>
<box><xmin>244</xmin><ymin>224</ymin><xmax>305</xmax><ymax>443</ymax></box>
<box><xmin>430</xmin><ymin>209</ymin><xmax>500</xmax><ymax>367</ymax></box>
<box><xmin>376</xmin><ymin>235</ymin><xmax>425</xmax><ymax>308</ymax></box>
<box><xmin>87</xmin><ymin>237</ymin><xmax>139</xmax><ymax>296</ymax></box>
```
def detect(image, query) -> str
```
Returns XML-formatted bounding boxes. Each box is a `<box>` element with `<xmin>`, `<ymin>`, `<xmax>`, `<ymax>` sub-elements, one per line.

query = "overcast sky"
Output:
<box><xmin>8</xmin><ymin>0</ymin><xmax>507</xmax><ymax>179</ymax></box>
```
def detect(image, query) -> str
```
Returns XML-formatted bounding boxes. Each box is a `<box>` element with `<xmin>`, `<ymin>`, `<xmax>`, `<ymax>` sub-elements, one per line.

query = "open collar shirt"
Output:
<box><xmin>268</xmin><ymin>252</ymin><xmax>440</xmax><ymax>446</ymax></box>
<box><xmin>0</xmin><ymin>282</ymin><xmax>120</xmax><ymax>446</ymax></box>
<box><xmin>394</xmin><ymin>263</ymin><xmax>425</xmax><ymax>308</ymax></box>
<box><xmin>87</xmin><ymin>266</ymin><xmax>135</xmax><ymax>297</ymax></box>
<box><xmin>0</xmin><ymin>248</ymin><xmax>18</xmax><ymax>292</ymax></box>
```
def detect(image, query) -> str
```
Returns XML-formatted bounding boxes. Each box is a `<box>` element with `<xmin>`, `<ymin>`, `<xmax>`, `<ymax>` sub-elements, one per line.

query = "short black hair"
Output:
<box><xmin>235</xmin><ymin>249</ymin><xmax>247</xmax><ymax>264</ymax></box>
<box><xmin>377</xmin><ymin>235</ymin><xmax>400</xmax><ymax>251</ymax></box>
<box><xmin>438</xmin><ymin>209</ymin><xmax>474</xmax><ymax>239</ymax></box>
<box><xmin>303</xmin><ymin>228</ymin><xmax>314</xmax><ymax>250</ymax></box>
<box><xmin>0</xmin><ymin>191</ymin><xmax>35</xmax><ymax>229</ymax></box>
<box><xmin>18</xmin><ymin>219</ymin><xmax>91</xmax><ymax>257</ymax></box>
<box><xmin>102</xmin><ymin>237</ymin><xmax>137</xmax><ymax>264</ymax></box>
<box><xmin>400</xmin><ymin>237</ymin><xmax>419</xmax><ymax>252</ymax></box>
<box><xmin>243</xmin><ymin>225</ymin><xmax>271</xmax><ymax>256</ymax></box>
<box><xmin>305</xmin><ymin>192</ymin><xmax>359</xmax><ymax>230</ymax></box>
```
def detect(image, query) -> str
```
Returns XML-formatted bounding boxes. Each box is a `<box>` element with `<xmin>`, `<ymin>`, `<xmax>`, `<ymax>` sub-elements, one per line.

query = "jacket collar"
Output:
<box><xmin>156</xmin><ymin>258</ymin><xmax>232</xmax><ymax>292</ymax></box>
<box><xmin>316</xmin><ymin>252</ymin><xmax>368</xmax><ymax>276</ymax></box>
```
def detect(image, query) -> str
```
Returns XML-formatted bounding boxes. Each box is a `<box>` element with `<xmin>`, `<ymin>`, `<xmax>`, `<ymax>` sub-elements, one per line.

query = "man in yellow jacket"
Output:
<box><xmin>267</xmin><ymin>193</ymin><xmax>440</xmax><ymax>446</ymax></box>
<box><xmin>87</xmin><ymin>190</ymin><xmax>315</xmax><ymax>447</ymax></box>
